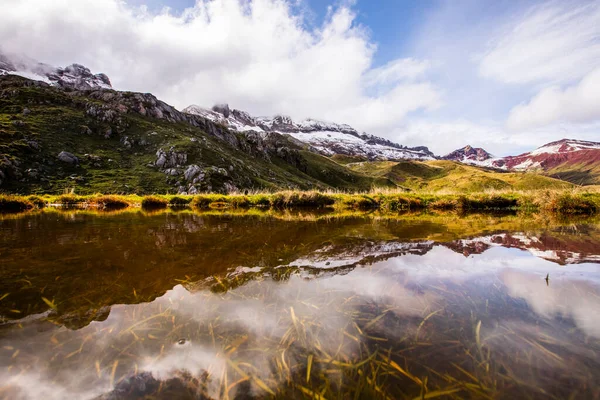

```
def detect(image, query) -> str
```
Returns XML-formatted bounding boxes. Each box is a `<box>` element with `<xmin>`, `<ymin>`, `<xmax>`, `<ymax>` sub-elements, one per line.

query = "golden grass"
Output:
<box><xmin>1</xmin><ymin>188</ymin><xmax>598</xmax><ymax>216</ymax></box>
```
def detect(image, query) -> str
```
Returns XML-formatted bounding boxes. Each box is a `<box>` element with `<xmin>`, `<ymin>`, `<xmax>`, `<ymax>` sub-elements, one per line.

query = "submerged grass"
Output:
<box><xmin>1</xmin><ymin>188</ymin><xmax>598</xmax><ymax>216</ymax></box>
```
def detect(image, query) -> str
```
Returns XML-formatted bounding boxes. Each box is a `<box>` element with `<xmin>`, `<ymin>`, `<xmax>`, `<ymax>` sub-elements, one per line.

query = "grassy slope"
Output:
<box><xmin>547</xmin><ymin>162</ymin><xmax>600</xmax><ymax>186</ymax></box>
<box><xmin>0</xmin><ymin>76</ymin><xmax>384</xmax><ymax>194</ymax></box>
<box><xmin>348</xmin><ymin>159</ymin><xmax>573</xmax><ymax>192</ymax></box>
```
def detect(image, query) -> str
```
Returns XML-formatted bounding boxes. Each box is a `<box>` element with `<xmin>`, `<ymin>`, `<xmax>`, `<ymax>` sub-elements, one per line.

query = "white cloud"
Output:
<box><xmin>0</xmin><ymin>0</ymin><xmax>440</xmax><ymax>134</ymax></box>
<box><xmin>395</xmin><ymin>118</ymin><xmax>600</xmax><ymax>156</ymax></box>
<box><xmin>479</xmin><ymin>1</ymin><xmax>600</xmax><ymax>85</ymax></box>
<box><xmin>362</xmin><ymin>58</ymin><xmax>431</xmax><ymax>88</ymax></box>
<box><xmin>507</xmin><ymin>68</ymin><xmax>600</xmax><ymax>131</ymax></box>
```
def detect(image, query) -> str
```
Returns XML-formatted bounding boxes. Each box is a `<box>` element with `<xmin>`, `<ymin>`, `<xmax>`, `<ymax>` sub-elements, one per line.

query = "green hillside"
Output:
<box><xmin>347</xmin><ymin>159</ymin><xmax>573</xmax><ymax>192</ymax></box>
<box><xmin>0</xmin><ymin>76</ymin><xmax>386</xmax><ymax>194</ymax></box>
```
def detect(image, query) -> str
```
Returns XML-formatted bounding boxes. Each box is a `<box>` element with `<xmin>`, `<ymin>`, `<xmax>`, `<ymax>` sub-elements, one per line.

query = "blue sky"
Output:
<box><xmin>1</xmin><ymin>0</ymin><xmax>599</xmax><ymax>155</ymax></box>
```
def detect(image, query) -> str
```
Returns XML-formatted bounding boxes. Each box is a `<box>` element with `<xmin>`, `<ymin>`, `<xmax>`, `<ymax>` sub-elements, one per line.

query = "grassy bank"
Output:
<box><xmin>1</xmin><ymin>189</ymin><xmax>599</xmax><ymax>216</ymax></box>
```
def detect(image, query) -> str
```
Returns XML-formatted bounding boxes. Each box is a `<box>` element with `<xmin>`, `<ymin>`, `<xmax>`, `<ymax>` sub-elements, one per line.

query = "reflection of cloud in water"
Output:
<box><xmin>379</xmin><ymin>246</ymin><xmax>600</xmax><ymax>283</ymax></box>
<box><xmin>0</xmin><ymin>268</ymin><xmax>438</xmax><ymax>400</ymax></box>
<box><xmin>2</xmin><ymin>241</ymin><xmax>600</xmax><ymax>399</ymax></box>
<box><xmin>501</xmin><ymin>269</ymin><xmax>600</xmax><ymax>338</ymax></box>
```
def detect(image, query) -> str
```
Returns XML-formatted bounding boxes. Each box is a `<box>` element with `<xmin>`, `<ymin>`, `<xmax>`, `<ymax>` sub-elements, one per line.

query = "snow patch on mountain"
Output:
<box><xmin>442</xmin><ymin>145</ymin><xmax>495</xmax><ymax>167</ymax></box>
<box><xmin>183</xmin><ymin>104</ymin><xmax>435</xmax><ymax>161</ymax></box>
<box><xmin>529</xmin><ymin>139</ymin><xmax>600</xmax><ymax>156</ymax></box>
<box><xmin>0</xmin><ymin>52</ymin><xmax>112</xmax><ymax>90</ymax></box>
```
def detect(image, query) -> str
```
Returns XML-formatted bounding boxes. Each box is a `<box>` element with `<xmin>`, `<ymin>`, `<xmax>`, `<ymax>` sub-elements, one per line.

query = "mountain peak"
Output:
<box><xmin>443</xmin><ymin>145</ymin><xmax>493</xmax><ymax>165</ymax></box>
<box><xmin>0</xmin><ymin>52</ymin><xmax>112</xmax><ymax>90</ymax></box>
<box><xmin>211</xmin><ymin>103</ymin><xmax>231</xmax><ymax>118</ymax></box>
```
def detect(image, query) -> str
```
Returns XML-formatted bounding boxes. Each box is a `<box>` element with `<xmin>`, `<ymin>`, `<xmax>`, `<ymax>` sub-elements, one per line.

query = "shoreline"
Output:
<box><xmin>1</xmin><ymin>189</ymin><xmax>599</xmax><ymax>216</ymax></box>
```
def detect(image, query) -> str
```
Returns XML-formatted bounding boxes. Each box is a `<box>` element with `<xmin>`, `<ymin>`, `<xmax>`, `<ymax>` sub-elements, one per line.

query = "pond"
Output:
<box><xmin>1</xmin><ymin>210</ymin><xmax>599</xmax><ymax>399</ymax></box>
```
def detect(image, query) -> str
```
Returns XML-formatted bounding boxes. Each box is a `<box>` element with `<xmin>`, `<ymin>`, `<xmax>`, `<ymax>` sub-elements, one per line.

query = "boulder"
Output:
<box><xmin>155</xmin><ymin>148</ymin><xmax>187</xmax><ymax>169</ymax></box>
<box><xmin>57</xmin><ymin>151</ymin><xmax>79</xmax><ymax>165</ymax></box>
<box><xmin>184</xmin><ymin>164</ymin><xmax>202</xmax><ymax>182</ymax></box>
<box><xmin>121</xmin><ymin>136</ymin><xmax>132</xmax><ymax>149</ymax></box>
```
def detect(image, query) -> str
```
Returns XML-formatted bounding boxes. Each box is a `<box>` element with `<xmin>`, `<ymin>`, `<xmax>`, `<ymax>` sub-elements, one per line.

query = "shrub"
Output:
<box><xmin>429</xmin><ymin>198</ymin><xmax>457</xmax><ymax>211</ymax></box>
<box><xmin>342</xmin><ymin>195</ymin><xmax>379</xmax><ymax>210</ymax></box>
<box><xmin>248</xmin><ymin>194</ymin><xmax>270</xmax><ymax>207</ymax></box>
<box><xmin>169</xmin><ymin>196</ymin><xmax>192</xmax><ymax>206</ymax></box>
<box><xmin>192</xmin><ymin>195</ymin><xmax>213</xmax><ymax>209</ymax></box>
<box><xmin>271</xmin><ymin>192</ymin><xmax>336</xmax><ymax>208</ymax></box>
<box><xmin>0</xmin><ymin>195</ymin><xmax>33</xmax><ymax>212</ymax></box>
<box><xmin>546</xmin><ymin>194</ymin><xmax>598</xmax><ymax>215</ymax></box>
<box><xmin>141</xmin><ymin>195</ymin><xmax>168</xmax><ymax>209</ymax></box>
<box><xmin>229</xmin><ymin>195</ymin><xmax>250</xmax><ymax>208</ymax></box>
<box><xmin>378</xmin><ymin>195</ymin><xmax>424</xmax><ymax>212</ymax></box>
<box><xmin>93</xmin><ymin>195</ymin><xmax>130</xmax><ymax>210</ymax></box>
<box><xmin>57</xmin><ymin>194</ymin><xmax>86</xmax><ymax>205</ymax></box>
<box><xmin>27</xmin><ymin>195</ymin><xmax>46</xmax><ymax>208</ymax></box>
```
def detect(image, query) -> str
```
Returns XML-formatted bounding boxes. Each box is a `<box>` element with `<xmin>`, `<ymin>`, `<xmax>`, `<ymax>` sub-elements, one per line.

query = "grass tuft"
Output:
<box><xmin>546</xmin><ymin>193</ymin><xmax>598</xmax><ymax>215</ymax></box>
<box><xmin>0</xmin><ymin>195</ymin><xmax>34</xmax><ymax>212</ymax></box>
<box><xmin>141</xmin><ymin>195</ymin><xmax>168</xmax><ymax>209</ymax></box>
<box><xmin>92</xmin><ymin>195</ymin><xmax>130</xmax><ymax>210</ymax></box>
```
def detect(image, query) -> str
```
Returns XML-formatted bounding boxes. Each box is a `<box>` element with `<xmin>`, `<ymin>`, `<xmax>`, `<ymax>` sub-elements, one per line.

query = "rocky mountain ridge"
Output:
<box><xmin>183</xmin><ymin>104</ymin><xmax>436</xmax><ymax>161</ymax></box>
<box><xmin>0</xmin><ymin>52</ymin><xmax>112</xmax><ymax>91</ymax></box>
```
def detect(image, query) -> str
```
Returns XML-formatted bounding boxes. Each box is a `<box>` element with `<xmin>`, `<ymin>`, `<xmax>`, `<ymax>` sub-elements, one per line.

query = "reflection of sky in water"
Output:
<box><xmin>1</xmin><ymin>243</ymin><xmax>600</xmax><ymax>398</ymax></box>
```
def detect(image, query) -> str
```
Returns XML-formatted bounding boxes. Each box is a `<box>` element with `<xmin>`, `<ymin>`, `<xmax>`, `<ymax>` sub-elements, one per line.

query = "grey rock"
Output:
<box><xmin>27</xmin><ymin>140</ymin><xmax>39</xmax><ymax>150</ymax></box>
<box><xmin>184</xmin><ymin>164</ymin><xmax>202</xmax><ymax>182</ymax></box>
<box><xmin>155</xmin><ymin>148</ymin><xmax>187</xmax><ymax>169</ymax></box>
<box><xmin>22</xmin><ymin>108</ymin><xmax>30</xmax><ymax>116</ymax></box>
<box><xmin>223</xmin><ymin>182</ymin><xmax>238</xmax><ymax>193</ymax></box>
<box><xmin>12</xmin><ymin>120</ymin><xmax>25</xmax><ymax>127</ymax></box>
<box><xmin>80</xmin><ymin>125</ymin><xmax>93</xmax><ymax>135</ymax></box>
<box><xmin>121</xmin><ymin>136</ymin><xmax>132</xmax><ymax>149</ymax></box>
<box><xmin>57</xmin><ymin>151</ymin><xmax>78</xmax><ymax>165</ymax></box>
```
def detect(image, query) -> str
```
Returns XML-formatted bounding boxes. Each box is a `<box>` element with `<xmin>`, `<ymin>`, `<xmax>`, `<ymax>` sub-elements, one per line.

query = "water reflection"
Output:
<box><xmin>0</xmin><ymin>211</ymin><xmax>599</xmax><ymax>399</ymax></box>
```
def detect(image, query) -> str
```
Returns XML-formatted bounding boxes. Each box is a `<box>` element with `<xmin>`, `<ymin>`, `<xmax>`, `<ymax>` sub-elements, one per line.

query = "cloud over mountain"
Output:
<box><xmin>0</xmin><ymin>0</ymin><xmax>440</xmax><ymax>135</ymax></box>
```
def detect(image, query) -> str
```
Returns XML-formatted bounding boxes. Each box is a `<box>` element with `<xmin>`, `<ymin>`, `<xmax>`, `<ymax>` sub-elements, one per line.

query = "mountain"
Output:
<box><xmin>0</xmin><ymin>52</ymin><xmax>112</xmax><ymax>90</ymax></box>
<box><xmin>0</xmin><ymin>66</ymin><xmax>392</xmax><ymax>194</ymax></box>
<box><xmin>442</xmin><ymin>139</ymin><xmax>600</xmax><ymax>185</ymax></box>
<box><xmin>489</xmin><ymin>139</ymin><xmax>600</xmax><ymax>185</ymax></box>
<box><xmin>183</xmin><ymin>104</ymin><xmax>436</xmax><ymax>161</ymax></box>
<box><xmin>442</xmin><ymin>145</ymin><xmax>494</xmax><ymax>165</ymax></box>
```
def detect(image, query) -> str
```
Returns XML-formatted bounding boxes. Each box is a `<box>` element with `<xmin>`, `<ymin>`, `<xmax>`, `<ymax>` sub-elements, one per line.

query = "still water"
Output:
<box><xmin>0</xmin><ymin>210</ymin><xmax>599</xmax><ymax>399</ymax></box>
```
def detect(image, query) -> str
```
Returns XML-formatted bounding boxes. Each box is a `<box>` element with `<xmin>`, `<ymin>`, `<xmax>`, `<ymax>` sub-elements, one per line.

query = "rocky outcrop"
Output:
<box><xmin>155</xmin><ymin>148</ymin><xmax>187</xmax><ymax>169</ymax></box>
<box><xmin>57</xmin><ymin>151</ymin><xmax>79</xmax><ymax>165</ymax></box>
<box><xmin>0</xmin><ymin>52</ymin><xmax>112</xmax><ymax>90</ymax></box>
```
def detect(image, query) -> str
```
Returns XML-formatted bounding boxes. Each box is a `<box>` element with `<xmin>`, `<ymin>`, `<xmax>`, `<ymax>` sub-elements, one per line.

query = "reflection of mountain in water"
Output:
<box><xmin>0</xmin><ymin>211</ymin><xmax>599</xmax><ymax>329</ymax></box>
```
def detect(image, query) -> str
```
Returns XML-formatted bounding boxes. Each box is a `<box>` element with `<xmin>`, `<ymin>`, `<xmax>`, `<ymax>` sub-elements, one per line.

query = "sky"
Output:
<box><xmin>0</xmin><ymin>0</ymin><xmax>598</xmax><ymax>156</ymax></box>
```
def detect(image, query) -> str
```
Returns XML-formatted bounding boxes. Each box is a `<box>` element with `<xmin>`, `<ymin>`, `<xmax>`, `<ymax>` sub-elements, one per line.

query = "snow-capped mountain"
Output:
<box><xmin>183</xmin><ymin>104</ymin><xmax>436</xmax><ymax>161</ymax></box>
<box><xmin>444</xmin><ymin>232</ymin><xmax>600</xmax><ymax>265</ymax></box>
<box><xmin>442</xmin><ymin>145</ymin><xmax>494</xmax><ymax>166</ymax></box>
<box><xmin>0</xmin><ymin>52</ymin><xmax>111</xmax><ymax>90</ymax></box>
<box><xmin>443</xmin><ymin>139</ymin><xmax>600</xmax><ymax>178</ymax></box>
<box><xmin>489</xmin><ymin>139</ymin><xmax>600</xmax><ymax>171</ymax></box>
